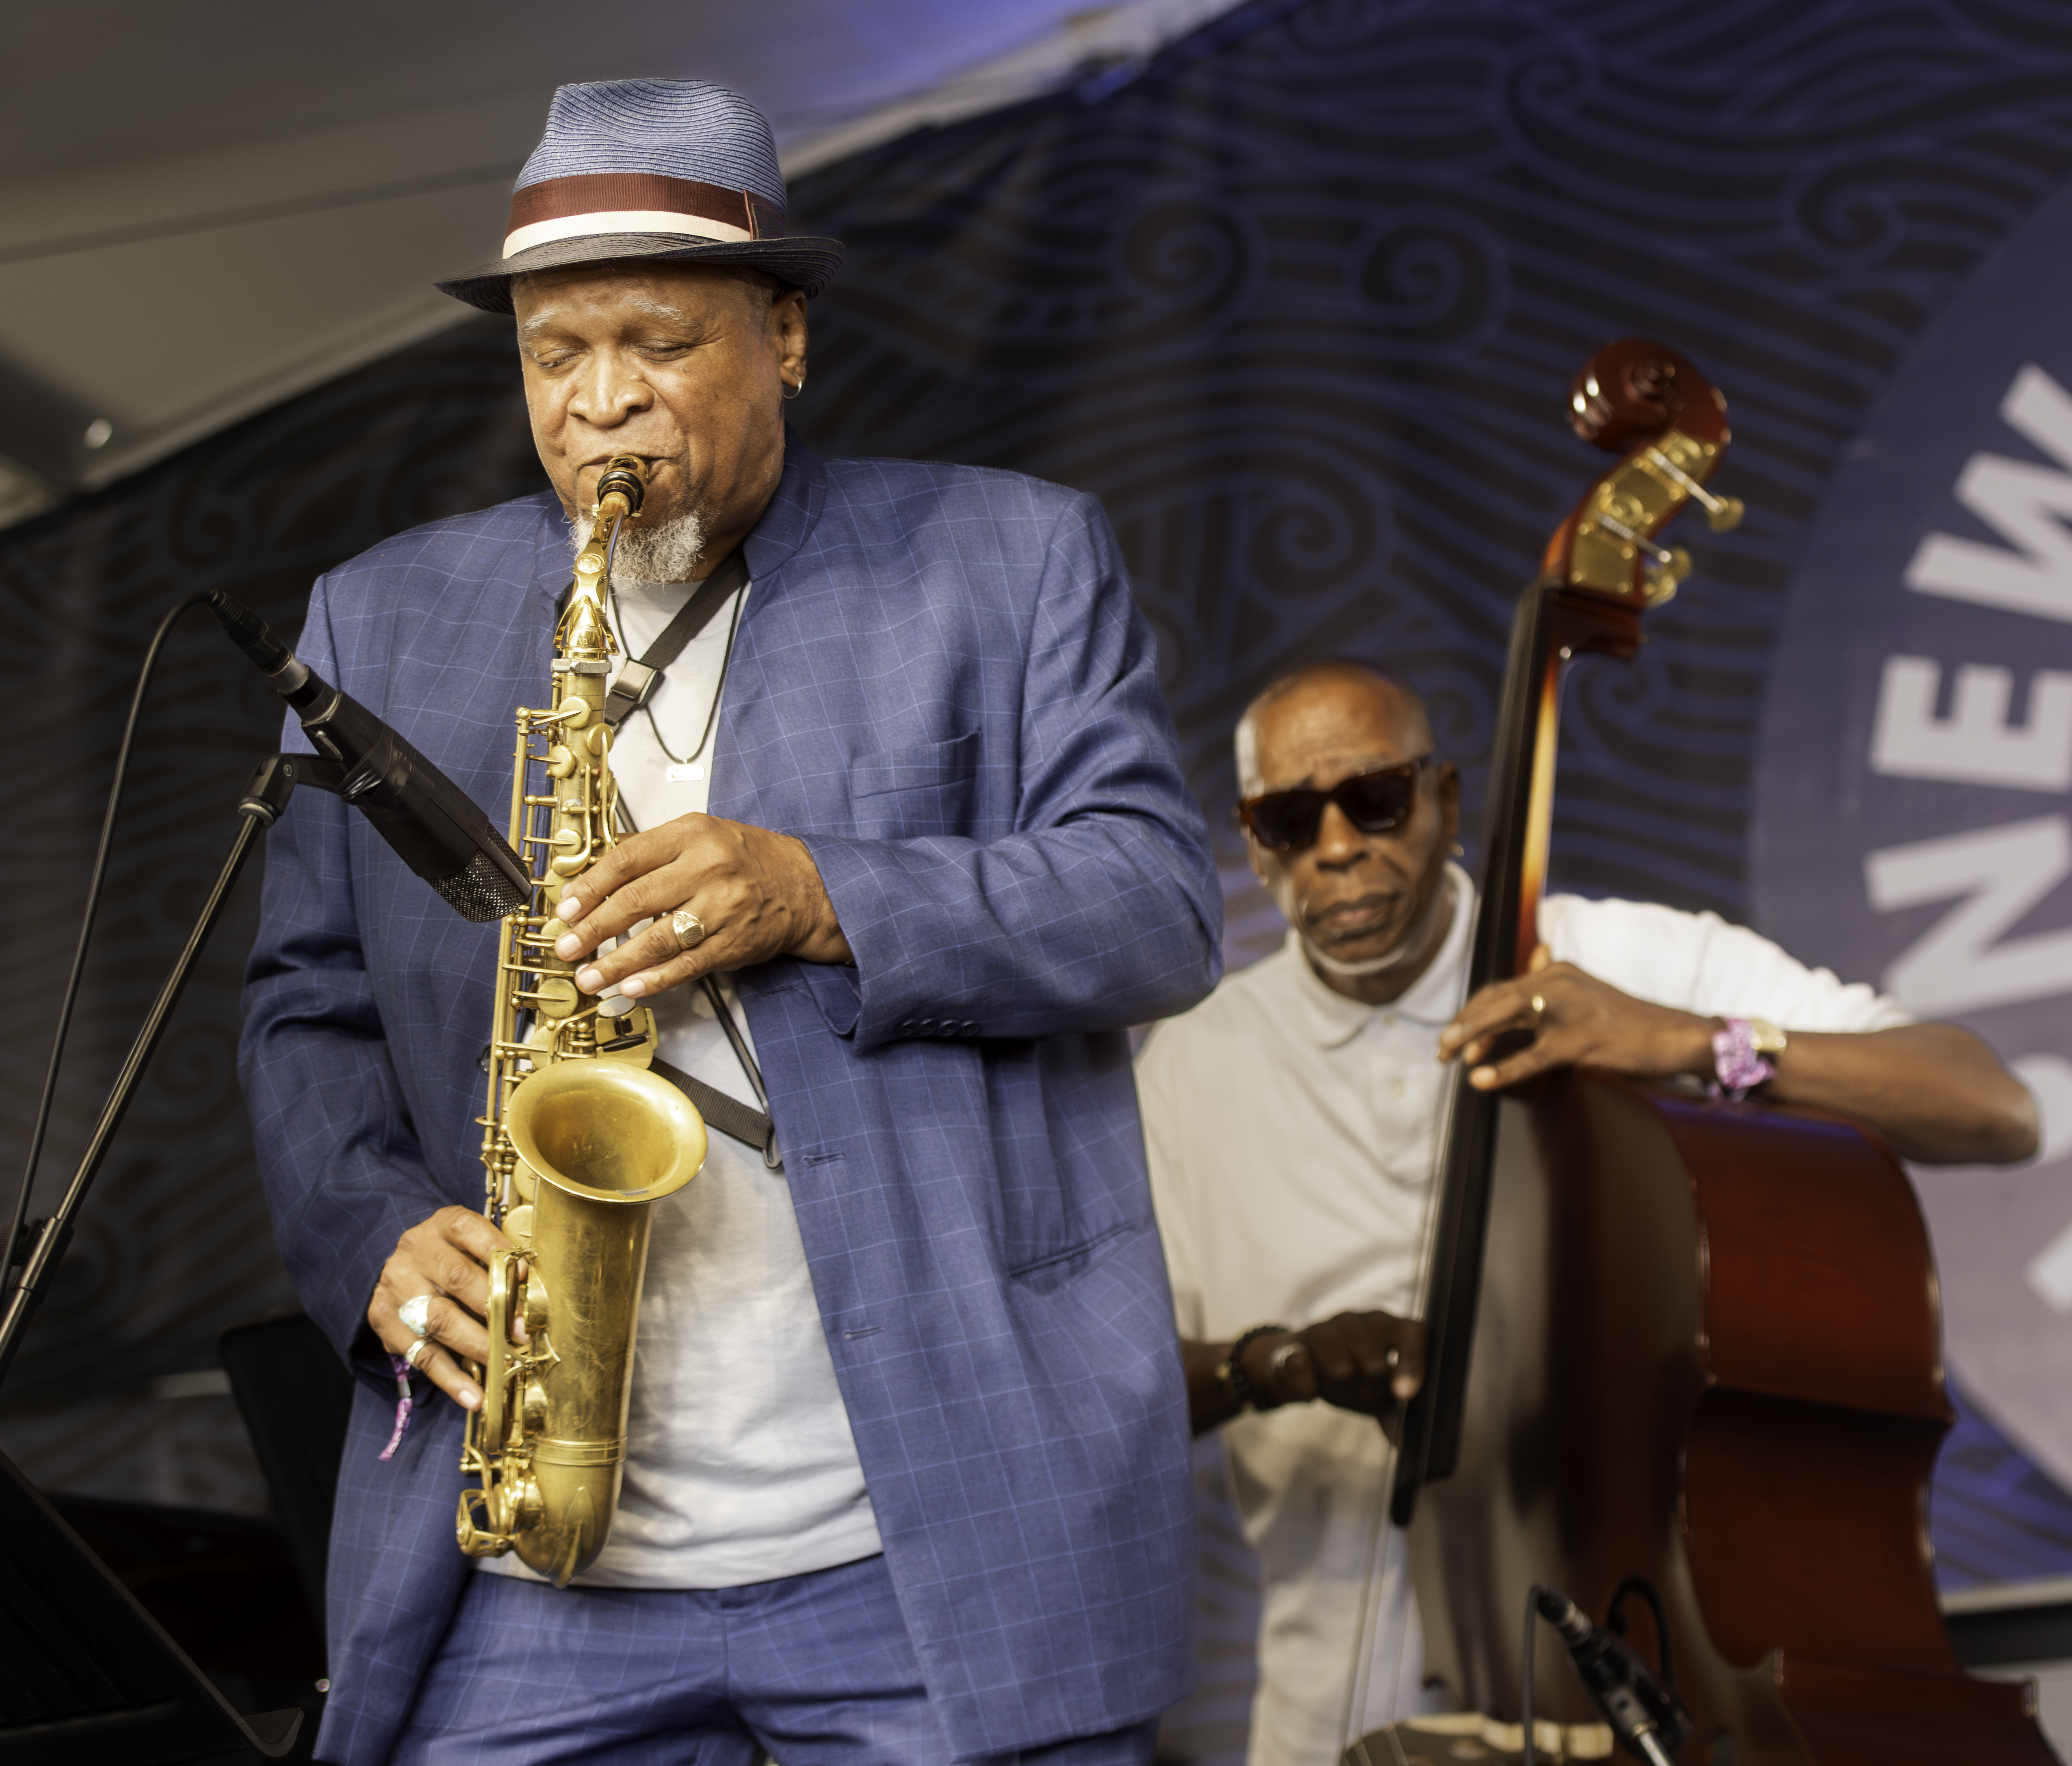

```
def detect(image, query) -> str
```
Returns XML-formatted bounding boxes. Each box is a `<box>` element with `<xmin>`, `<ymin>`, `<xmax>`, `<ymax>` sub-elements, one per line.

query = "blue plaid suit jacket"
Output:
<box><xmin>240</xmin><ymin>439</ymin><xmax>1223</xmax><ymax>1763</ymax></box>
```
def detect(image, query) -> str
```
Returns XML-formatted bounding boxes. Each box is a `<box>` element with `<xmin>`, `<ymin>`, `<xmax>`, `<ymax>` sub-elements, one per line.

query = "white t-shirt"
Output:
<box><xmin>1136</xmin><ymin>866</ymin><xmax>1912</xmax><ymax>1763</ymax></box>
<box><xmin>481</xmin><ymin>572</ymin><xmax>881</xmax><ymax>1590</ymax></box>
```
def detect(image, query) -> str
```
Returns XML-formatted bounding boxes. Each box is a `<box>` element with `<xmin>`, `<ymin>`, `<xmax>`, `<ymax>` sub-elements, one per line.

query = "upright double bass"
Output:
<box><xmin>1389</xmin><ymin>340</ymin><xmax>2054</xmax><ymax>1764</ymax></box>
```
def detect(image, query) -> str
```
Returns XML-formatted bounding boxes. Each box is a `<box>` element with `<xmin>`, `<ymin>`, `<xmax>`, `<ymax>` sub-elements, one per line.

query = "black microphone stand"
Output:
<box><xmin>0</xmin><ymin>752</ymin><xmax>325</xmax><ymax>1762</ymax></box>
<box><xmin>0</xmin><ymin>752</ymin><xmax>310</xmax><ymax>1385</ymax></box>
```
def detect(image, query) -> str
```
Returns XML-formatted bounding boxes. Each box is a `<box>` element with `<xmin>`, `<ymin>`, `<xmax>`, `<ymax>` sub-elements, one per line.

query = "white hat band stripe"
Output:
<box><xmin>503</xmin><ymin>209</ymin><xmax>752</xmax><ymax>258</ymax></box>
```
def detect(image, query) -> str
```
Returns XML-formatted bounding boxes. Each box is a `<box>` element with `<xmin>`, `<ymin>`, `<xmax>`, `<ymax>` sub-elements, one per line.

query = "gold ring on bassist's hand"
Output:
<box><xmin>1268</xmin><ymin>1338</ymin><xmax>1307</xmax><ymax>1397</ymax></box>
<box><xmin>671</xmin><ymin>909</ymin><xmax>707</xmax><ymax>953</ymax></box>
<box><xmin>1529</xmin><ymin>994</ymin><xmax>1547</xmax><ymax>1025</ymax></box>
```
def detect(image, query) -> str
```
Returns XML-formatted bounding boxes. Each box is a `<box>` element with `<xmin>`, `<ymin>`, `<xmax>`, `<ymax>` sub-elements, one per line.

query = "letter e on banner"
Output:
<box><xmin>1870</xmin><ymin>657</ymin><xmax>2072</xmax><ymax>790</ymax></box>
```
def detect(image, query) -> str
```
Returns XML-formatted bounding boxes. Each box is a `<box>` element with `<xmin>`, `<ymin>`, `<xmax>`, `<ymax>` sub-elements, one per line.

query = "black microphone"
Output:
<box><xmin>1527</xmin><ymin>1585</ymin><xmax>1690</xmax><ymax>1766</ymax></box>
<box><xmin>208</xmin><ymin>589</ymin><xmax>531</xmax><ymax>923</ymax></box>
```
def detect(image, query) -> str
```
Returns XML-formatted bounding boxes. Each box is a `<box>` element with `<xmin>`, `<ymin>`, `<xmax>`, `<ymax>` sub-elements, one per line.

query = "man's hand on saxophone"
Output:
<box><xmin>368</xmin><ymin>1205</ymin><xmax>522</xmax><ymax>1413</ymax></box>
<box><xmin>363</xmin><ymin>807</ymin><xmax>850</xmax><ymax>1419</ymax></box>
<box><xmin>551</xmin><ymin>808</ymin><xmax>853</xmax><ymax>999</ymax></box>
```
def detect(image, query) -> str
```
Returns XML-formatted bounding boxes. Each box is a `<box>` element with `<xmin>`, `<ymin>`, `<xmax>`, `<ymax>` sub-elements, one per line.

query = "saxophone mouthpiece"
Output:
<box><xmin>593</xmin><ymin>455</ymin><xmax>647</xmax><ymax>519</ymax></box>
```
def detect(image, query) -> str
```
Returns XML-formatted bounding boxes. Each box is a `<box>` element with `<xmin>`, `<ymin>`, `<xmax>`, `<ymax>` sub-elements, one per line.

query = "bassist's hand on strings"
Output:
<box><xmin>1437</xmin><ymin>948</ymin><xmax>1712</xmax><ymax>1092</ymax></box>
<box><xmin>1180</xmin><ymin>1311</ymin><xmax>1425</xmax><ymax>1437</ymax></box>
<box><xmin>1434</xmin><ymin>948</ymin><xmax>2036</xmax><ymax>1162</ymax></box>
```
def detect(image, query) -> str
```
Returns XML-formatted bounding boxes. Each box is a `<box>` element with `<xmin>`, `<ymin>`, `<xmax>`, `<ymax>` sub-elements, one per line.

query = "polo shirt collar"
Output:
<box><xmin>1278</xmin><ymin>863</ymin><xmax>1477</xmax><ymax>1048</ymax></box>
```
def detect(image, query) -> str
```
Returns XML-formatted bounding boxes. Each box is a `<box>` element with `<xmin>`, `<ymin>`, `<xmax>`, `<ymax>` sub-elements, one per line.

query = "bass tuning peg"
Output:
<box><xmin>1643</xmin><ymin>446</ymin><xmax>1744</xmax><ymax>532</ymax></box>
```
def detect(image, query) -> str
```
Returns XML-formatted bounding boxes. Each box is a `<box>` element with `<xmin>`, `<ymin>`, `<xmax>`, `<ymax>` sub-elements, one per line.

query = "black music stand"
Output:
<box><xmin>0</xmin><ymin>1447</ymin><xmax>300</xmax><ymax>1763</ymax></box>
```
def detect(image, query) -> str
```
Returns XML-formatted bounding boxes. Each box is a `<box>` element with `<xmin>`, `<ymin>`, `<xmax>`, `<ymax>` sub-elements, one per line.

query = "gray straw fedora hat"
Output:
<box><xmin>437</xmin><ymin>79</ymin><xmax>843</xmax><ymax>313</ymax></box>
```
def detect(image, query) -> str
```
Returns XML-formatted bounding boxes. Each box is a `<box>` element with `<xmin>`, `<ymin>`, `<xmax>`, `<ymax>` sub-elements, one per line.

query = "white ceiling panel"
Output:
<box><xmin>0</xmin><ymin>0</ymin><xmax>1238</xmax><ymax>525</ymax></box>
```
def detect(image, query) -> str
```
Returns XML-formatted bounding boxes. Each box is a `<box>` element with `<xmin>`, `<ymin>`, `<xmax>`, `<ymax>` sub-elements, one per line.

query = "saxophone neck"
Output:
<box><xmin>562</xmin><ymin>455</ymin><xmax>649</xmax><ymax>658</ymax></box>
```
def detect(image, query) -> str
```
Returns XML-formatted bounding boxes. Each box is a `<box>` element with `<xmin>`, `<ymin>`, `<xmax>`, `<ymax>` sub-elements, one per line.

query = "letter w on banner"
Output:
<box><xmin>1906</xmin><ymin>364</ymin><xmax>2072</xmax><ymax>622</ymax></box>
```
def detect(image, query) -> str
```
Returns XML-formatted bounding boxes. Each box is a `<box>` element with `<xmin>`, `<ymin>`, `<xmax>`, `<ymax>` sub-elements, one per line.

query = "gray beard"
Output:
<box><xmin>569</xmin><ymin>507</ymin><xmax>710</xmax><ymax>584</ymax></box>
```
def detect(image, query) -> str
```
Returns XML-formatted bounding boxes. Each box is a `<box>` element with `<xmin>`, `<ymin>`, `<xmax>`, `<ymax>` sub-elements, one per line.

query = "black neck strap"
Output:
<box><xmin>602</xmin><ymin>547</ymin><xmax>750</xmax><ymax>730</ymax></box>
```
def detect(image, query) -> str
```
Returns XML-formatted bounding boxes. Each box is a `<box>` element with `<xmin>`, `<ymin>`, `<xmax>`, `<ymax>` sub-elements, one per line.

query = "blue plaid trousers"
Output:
<box><xmin>391</xmin><ymin>1555</ymin><xmax>1160</xmax><ymax>1766</ymax></box>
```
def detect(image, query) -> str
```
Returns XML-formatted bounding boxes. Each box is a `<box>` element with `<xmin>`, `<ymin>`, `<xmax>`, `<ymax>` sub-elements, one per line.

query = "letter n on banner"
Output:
<box><xmin>1865</xmin><ymin>816</ymin><xmax>2072</xmax><ymax>1015</ymax></box>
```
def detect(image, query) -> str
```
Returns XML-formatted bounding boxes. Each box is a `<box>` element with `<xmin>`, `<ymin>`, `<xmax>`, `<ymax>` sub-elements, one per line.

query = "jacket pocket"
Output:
<box><xmin>848</xmin><ymin>730</ymin><xmax>979</xmax><ymax>837</ymax></box>
<box><xmin>1006</xmin><ymin>1220</ymin><xmax>1134</xmax><ymax>1295</ymax></box>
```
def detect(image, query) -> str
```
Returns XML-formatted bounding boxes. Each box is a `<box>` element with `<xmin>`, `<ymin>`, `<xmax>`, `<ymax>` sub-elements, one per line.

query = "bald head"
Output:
<box><xmin>1236</xmin><ymin>662</ymin><xmax>1434</xmax><ymax>797</ymax></box>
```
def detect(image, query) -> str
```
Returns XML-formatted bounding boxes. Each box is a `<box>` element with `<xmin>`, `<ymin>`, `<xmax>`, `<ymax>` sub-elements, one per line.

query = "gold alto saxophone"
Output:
<box><xmin>456</xmin><ymin>453</ymin><xmax>707</xmax><ymax>1586</ymax></box>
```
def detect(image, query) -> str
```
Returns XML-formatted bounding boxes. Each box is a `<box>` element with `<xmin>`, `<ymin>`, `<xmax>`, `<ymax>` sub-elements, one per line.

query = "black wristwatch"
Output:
<box><xmin>1217</xmin><ymin>1323</ymin><xmax>1288</xmax><ymax>1413</ymax></box>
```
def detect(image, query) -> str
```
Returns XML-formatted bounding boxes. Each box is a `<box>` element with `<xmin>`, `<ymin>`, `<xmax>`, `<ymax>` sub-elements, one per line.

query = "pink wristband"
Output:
<box><xmin>1711</xmin><ymin>1016</ymin><xmax>1774</xmax><ymax>1097</ymax></box>
<box><xmin>379</xmin><ymin>1352</ymin><xmax>416</xmax><ymax>1461</ymax></box>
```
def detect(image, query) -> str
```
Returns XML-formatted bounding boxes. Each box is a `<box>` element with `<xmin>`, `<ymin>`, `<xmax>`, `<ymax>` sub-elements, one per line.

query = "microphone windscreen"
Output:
<box><xmin>434</xmin><ymin>850</ymin><xmax>531</xmax><ymax>923</ymax></box>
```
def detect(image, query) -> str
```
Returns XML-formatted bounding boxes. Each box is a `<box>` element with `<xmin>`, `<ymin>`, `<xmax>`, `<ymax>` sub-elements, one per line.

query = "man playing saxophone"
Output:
<box><xmin>240</xmin><ymin>80</ymin><xmax>1221</xmax><ymax>1766</ymax></box>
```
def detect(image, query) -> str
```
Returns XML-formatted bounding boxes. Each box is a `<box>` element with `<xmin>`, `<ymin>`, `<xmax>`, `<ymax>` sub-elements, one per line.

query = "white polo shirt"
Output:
<box><xmin>1137</xmin><ymin>864</ymin><xmax>1910</xmax><ymax>1763</ymax></box>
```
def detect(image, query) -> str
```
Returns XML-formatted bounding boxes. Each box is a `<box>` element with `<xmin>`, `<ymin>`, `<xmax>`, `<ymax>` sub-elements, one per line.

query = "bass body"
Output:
<box><xmin>1415</xmin><ymin>1075</ymin><xmax>2050</xmax><ymax>1762</ymax></box>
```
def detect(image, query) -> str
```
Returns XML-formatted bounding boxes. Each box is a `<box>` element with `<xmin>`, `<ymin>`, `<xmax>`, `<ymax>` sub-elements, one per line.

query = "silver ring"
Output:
<box><xmin>398</xmin><ymin>1294</ymin><xmax>435</xmax><ymax>1338</ymax></box>
<box><xmin>404</xmin><ymin>1336</ymin><xmax>433</xmax><ymax>1370</ymax></box>
<box><xmin>671</xmin><ymin>909</ymin><xmax>707</xmax><ymax>952</ymax></box>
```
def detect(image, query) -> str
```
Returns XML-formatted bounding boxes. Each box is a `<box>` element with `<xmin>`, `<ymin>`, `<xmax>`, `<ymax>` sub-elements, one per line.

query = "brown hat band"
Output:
<box><xmin>503</xmin><ymin>173</ymin><xmax>784</xmax><ymax>258</ymax></box>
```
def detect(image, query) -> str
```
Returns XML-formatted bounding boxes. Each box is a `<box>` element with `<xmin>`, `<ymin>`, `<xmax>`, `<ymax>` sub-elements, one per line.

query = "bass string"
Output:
<box><xmin>1336</xmin><ymin>932</ymin><xmax>1474</xmax><ymax>1751</ymax></box>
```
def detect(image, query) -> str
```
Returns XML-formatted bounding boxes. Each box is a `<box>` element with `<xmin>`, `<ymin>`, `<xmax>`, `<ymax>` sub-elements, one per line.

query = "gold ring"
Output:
<box><xmin>670</xmin><ymin>909</ymin><xmax>707</xmax><ymax>953</ymax></box>
<box><xmin>1529</xmin><ymin>994</ymin><xmax>1548</xmax><ymax>1024</ymax></box>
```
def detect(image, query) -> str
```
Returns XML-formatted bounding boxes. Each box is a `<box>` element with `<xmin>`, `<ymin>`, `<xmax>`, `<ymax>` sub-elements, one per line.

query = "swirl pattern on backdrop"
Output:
<box><xmin>0</xmin><ymin>0</ymin><xmax>2070</xmax><ymax>1654</ymax></box>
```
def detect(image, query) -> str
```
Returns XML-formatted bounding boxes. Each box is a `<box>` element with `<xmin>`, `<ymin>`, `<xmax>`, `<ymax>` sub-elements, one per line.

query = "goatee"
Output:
<box><xmin>568</xmin><ymin>506</ymin><xmax>711</xmax><ymax>584</ymax></box>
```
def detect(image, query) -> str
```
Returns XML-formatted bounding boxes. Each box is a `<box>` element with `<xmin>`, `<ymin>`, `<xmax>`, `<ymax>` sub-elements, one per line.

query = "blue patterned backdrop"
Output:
<box><xmin>3</xmin><ymin>0</ymin><xmax>2072</xmax><ymax>1739</ymax></box>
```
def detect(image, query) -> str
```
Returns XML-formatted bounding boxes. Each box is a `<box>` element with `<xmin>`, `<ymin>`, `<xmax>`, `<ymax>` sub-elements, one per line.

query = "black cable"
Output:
<box><xmin>1608</xmin><ymin>1575</ymin><xmax>1674</xmax><ymax>1688</ymax></box>
<box><xmin>1522</xmin><ymin>1582</ymin><xmax>1540</xmax><ymax>1766</ymax></box>
<box><xmin>7</xmin><ymin>592</ymin><xmax>210</xmax><ymax>1287</ymax></box>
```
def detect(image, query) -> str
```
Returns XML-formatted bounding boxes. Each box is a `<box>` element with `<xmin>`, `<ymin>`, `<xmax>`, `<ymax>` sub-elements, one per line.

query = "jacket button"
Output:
<box><xmin>898</xmin><ymin>1020</ymin><xmax>916</xmax><ymax>1034</ymax></box>
<box><xmin>919</xmin><ymin>1018</ymin><xmax>938</xmax><ymax>1033</ymax></box>
<box><xmin>962</xmin><ymin>1021</ymin><xmax>980</xmax><ymax>1036</ymax></box>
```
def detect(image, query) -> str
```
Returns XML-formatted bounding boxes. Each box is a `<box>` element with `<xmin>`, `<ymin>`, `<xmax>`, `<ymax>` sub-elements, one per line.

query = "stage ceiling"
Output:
<box><xmin>0</xmin><ymin>0</ymin><xmax>1232</xmax><ymax>529</ymax></box>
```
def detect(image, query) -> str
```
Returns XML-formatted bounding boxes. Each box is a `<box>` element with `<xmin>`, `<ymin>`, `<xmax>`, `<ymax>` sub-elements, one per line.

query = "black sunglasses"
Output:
<box><xmin>1235</xmin><ymin>756</ymin><xmax>1432</xmax><ymax>852</ymax></box>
